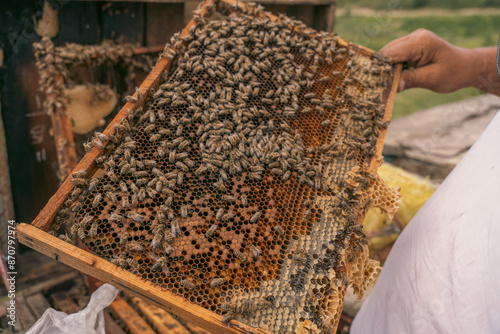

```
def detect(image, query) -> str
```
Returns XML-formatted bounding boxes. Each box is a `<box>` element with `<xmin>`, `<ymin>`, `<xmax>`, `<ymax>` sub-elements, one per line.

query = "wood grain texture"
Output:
<box><xmin>145</xmin><ymin>3</ymin><xmax>185</xmax><ymax>47</ymax></box>
<box><xmin>25</xmin><ymin>293</ymin><xmax>52</xmax><ymax>320</ymax></box>
<box><xmin>130</xmin><ymin>297</ymin><xmax>192</xmax><ymax>334</ymax></box>
<box><xmin>104</xmin><ymin>310</ymin><xmax>128</xmax><ymax>334</ymax></box>
<box><xmin>17</xmin><ymin>223</ymin><xmax>269</xmax><ymax>334</ymax></box>
<box><xmin>369</xmin><ymin>63</ymin><xmax>403</xmax><ymax>174</ymax></box>
<box><xmin>101</xmin><ymin>2</ymin><xmax>145</xmax><ymax>44</ymax></box>
<box><xmin>108</xmin><ymin>296</ymin><xmax>156</xmax><ymax>334</ymax></box>
<box><xmin>16</xmin><ymin>297</ymin><xmax>38</xmax><ymax>330</ymax></box>
<box><xmin>50</xmin><ymin>291</ymin><xmax>80</xmax><ymax>314</ymax></box>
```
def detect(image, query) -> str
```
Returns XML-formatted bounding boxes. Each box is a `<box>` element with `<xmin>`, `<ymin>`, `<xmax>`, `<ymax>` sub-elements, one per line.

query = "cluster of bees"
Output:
<box><xmin>33</xmin><ymin>38</ymin><xmax>155</xmax><ymax>181</ymax></box>
<box><xmin>34</xmin><ymin>38</ymin><xmax>153</xmax><ymax>118</ymax></box>
<box><xmin>52</xmin><ymin>0</ymin><xmax>394</xmax><ymax>332</ymax></box>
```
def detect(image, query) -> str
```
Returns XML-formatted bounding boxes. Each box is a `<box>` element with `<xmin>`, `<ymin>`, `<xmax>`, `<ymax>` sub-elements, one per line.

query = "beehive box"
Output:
<box><xmin>17</xmin><ymin>0</ymin><xmax>402</xmax><ymax>333</ymax></box>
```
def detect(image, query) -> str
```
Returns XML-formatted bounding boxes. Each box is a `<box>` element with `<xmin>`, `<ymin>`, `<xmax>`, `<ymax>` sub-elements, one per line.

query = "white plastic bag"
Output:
<box><xmin>351</xmin><ymin>111</ymin><xmax>500</xmax><ymax>333</ymax></box>
<box><xmin>27</xmin><ymin>283</ymin><xmax>119</xmax><ymax>334</ymax></box>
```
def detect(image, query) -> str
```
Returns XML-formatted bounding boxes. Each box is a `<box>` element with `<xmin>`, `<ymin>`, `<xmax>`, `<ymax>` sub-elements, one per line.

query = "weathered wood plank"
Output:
<box><xmin>368</xmin><ymin>63</ymin><xmax>402</xmax><ymax>174</ymax></box>
<box><xmin>101</xmin><ymin>2</ymin><xmax>145</xmax><ymax>44</ymax></box>
<box><xmin>25</xmin><ymin>293</ymin><xmax>52</xmax><ymax>320</ymax></box>
<box><xmin>56</xmin><ymin>1</ymin><xmax>100</xmax><ymax>44</ymax></box>
<box><xmin>104</xmin><ymin>310</ymin><xmax>128</xmax><ymax>334</ymax></box>
<box><xmin>50</xmin><ymin>291</ymin><xmax>80</xmax><ymax>314</ymax></box>
<box><xmin>16</xmin><ymin>272</ymin><xmax>80</xmax><ymax>298</ymax></box>
<box><xmin>11</xmin><ymin>296</ymin><xmax>37</xmax><ymax>330</ymax></box>
<box><xmin>130</xmin><ymin>297</ymin><xmax>191</xmax><ymax>334</ymax></box>
<box><xmin>107</xmin><ymin>296</ymin><xmax>156</xmax><ymax>334</ymax></box>
<box><xmin>145</xmin><ymin>3</ymin><xmax>185</xmax><ymax>47</ymax></box>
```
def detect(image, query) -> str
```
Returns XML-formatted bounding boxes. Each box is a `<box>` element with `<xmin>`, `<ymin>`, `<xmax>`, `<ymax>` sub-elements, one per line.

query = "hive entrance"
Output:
<box><xmin>51</xmin><ymin>1</ymin><xmax>399</xmax><ymax>333</ymax></box>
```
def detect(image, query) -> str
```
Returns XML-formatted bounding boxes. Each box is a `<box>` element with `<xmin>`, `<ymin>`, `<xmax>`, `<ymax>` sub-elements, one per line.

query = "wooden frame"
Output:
<box><xmin>18</xmin><ymin>0</ymin><xmax>402</xmax><ymax>332</ymax></box>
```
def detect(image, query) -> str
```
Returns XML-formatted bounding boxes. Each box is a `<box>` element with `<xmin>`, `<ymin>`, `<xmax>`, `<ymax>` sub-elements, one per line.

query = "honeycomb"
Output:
<box><xmin>51</xmin><ymin>1</ymin><xmax>400</xmax><ymax>332</ymax></box>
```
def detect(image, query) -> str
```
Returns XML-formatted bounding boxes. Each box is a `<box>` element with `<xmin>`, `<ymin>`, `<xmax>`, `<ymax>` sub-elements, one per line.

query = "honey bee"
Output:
<box><xmin>72</xmin><ymin>170</ymin><xmax>86</xmax><ymax>178</ymax></box>
<box><xmin>222</xmin><ymin>212</ymin><xmax>234</xmax><ymax>222</ymax></box>
<box><xmin>125</xmin><ymin>95</ymin><xmax>138</xmax><ymax>103</ymax></box>
<box><xmin>180</xmin><ymin>205</ymin><xmax>188</xmax><ymax>219</ymax></box>
<box><xmin>250</xmin><ymin>211</ymin><xmax>262</xmax><ymax>223</ymax></box>
<box><xmin>70</xmin><ymin>187</ymin><xmax>82</xmax><ymax>199</ymax></box>
<box><xmin>150</xmin><ymin>253</ymin><xmax>170</xmax><ymax>277</ymax></box>
<box><xmin>150</xmin><ymin>134</ymin><xmax>162</xmax><ymax>142</ymax></box>
<box><xmin>107</xmin><ymin>170</ymin><xmax>119</xmax><ymax>183</ymax></box>
<box><xmin>144</xmin><ymin>124</ymin><xmax>155</xmax><ymax>134</ymax></box>
<box><xmin>131</xmin><ymin>194</ymin><xmax>139</xmax><ymax>207</ymax></box>
<box><xmin>127</xmin><ymin>211</ymin><xmax>145</xmax><ymax>223</ymax></box>
<box><xmin>92</xmin><ymin>193</ymin><xmax>102</xmax><ymax>208</ymax></box>
<box><xmin>151</xmin><ymin>233</ymin><xmax>163</xmax><ymax>250</ymax></box>
<box><xmin>303</xmin><ymin>209</ymin><xmax>312</xmax><ymax>221</ymax></box>
<box><xmin>126</xmin><ymin>242</ymin><xmax>144</xmax><ymax>252</ymax></box>
<box><xmin>171</xmin><ymin>220</ymin><xmax>181</xmax><ymax>237</ymax></box>
<box><xmin>111</xmin><ymin>255</ymin><xmax>127</xmax><ymax>268</ymax></box>
<box><xmin>210</xmin><ymin>278</ymin><xmax>225</xmax><ymax>288</ymax></box>
<box><xmin>222</xmin><ymin>195</ymin><xmax>235</xmax><ymax>203</ymax></box>
<box><xmin>205</xmin><ymin>224</ymin><xmax>218</xmax><ymax>238</ymax></box>
<box><xmin>126</xmin><ymin>258</ymin><xmax>139</xmax><ymax>271</ymax></box>
<box><xmin>133</xmin><ymin>171</ymin><xmax>148</xmax><ymax>178</ymax></box>
<box><xmin>249</xmin><ymin>173</ymin><xmax>262</xmax><ymax>181</ymax></box>
<box><xmin>89</xmin><ymin>222</ymin><xmax>99</xmax><ymax>238</ymax></box>
<box><xmin>81</xmin><ymin>214</ymin><xmax>93</xmax><ymax>227</ymax></box>
<box><xmin>249</xmin><ymin>244</ymin><xmax>262</xmax><ymax>261</ymax></box>
<box><xmin>215</xmin><ymin>208</ymin><xmax>224</xmax><ymax>221</ymax></box>
<box><xmin>273</xmin><ymin>225</ymin><xmax>285</xmax><ymax>235</ymax></box>
<box><xmin>119</xmin><ymin>232</ymin><xmax>130</xmax><ymax>245</ymax></box>
<box><xmin>58</xmin><ymin>233</ymin><xmax>72</xmax><ymax>243</ymax></box>
<box><xmin>177</xmin><ymin>172</ymin><xmax>184</xmax><ymax>186</ymax></box>
<box><xmin>240</xmin><ymin>195</ymin><xmax>248</xmax><ymax>207</ymax></box>
<box><xmin>221</xmin><ymin>313</ymin><xmax>233</xmax><ymax>324</ymax></box>
<box><xmin>180</xmin><ymin>279</ymin><xmax>196</xmax><ymax>290</ymax></box>
<box><xmin>120</xmin><ymin>163</ymin><xmax>131</xmax><ymax>175</ymax></box>
<box><xmin>71</xmin><ymin>178</ymin><xmax>87</xmax><ymax>187</ymax></box>
<box><xmin>146</xmin><ymin>187</ymin><xmax>156</xmax><ymax>199</ymax></box>
<box><xmin>321</xmin><ymin>119</ymin><xmax>331</xmax><ymax>127</ymax></box>
<box><xmin>175</xmin><ymin>161</ymin><xmax>188</xmax><ymax>172</ymax></box>
<box><xmin>234</xmin><ymin>250</ymin><xmax>247</xmax><ymax>263</ymax></box>
<box><xmin>77</xmin><ymin>225</ymin><xmax>86</xmax><ymax>241</ymax></box>
<box><xmin>138</xmin><ymin>188</ymin><xmax>146</xmax><ymax>201</ymax></box>
<box><xmin>92</xmin><ymin>137</ymin><xmax>104</xmax><ymax>149</ymax></box>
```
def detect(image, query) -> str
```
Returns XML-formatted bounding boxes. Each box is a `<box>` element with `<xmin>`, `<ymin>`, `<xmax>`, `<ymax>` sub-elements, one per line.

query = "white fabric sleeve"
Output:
<box><xmin>351</xmin><ymin>110</ymin><xmax>500</xmax><ymax>334</ymax></box>
<box><xmin>26</xmin><ymin>283</ymin><xmax>118</xmax><ymax>334</ymax></box>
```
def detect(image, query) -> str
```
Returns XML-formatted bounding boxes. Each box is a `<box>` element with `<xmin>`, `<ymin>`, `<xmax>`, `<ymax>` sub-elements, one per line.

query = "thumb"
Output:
<box><xmin>399</xmin><ymin>65</ymin><xmax>439</xmax><ymax>91</ymax></box>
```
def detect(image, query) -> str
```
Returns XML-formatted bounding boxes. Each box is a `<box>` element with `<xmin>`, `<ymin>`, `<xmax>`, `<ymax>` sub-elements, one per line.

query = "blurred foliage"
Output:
<box><xmin>335</xmin><ymin>14</ymin><xmax>499</xmax><ymax>117</ymax></box>
<box><xmin>339</xmin><ymin>0</ymin><xmax>500</xmax><ymax>10</ymax></box>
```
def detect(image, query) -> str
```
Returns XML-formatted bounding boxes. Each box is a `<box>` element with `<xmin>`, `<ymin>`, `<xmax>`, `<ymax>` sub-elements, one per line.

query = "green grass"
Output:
<box><xmin>334</xmin><ymin>14</ymin><xmax>500</xmax><ymax>117</ymax></box>
<box><xmin>338</xmin><ymin>0</ymin><xmax>500</xmax><ymax>10</ymax></box>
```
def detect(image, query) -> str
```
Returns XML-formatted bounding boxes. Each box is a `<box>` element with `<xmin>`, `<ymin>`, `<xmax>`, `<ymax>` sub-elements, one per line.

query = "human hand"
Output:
<box><xmin>379</xmin><ymin>29</ymin><xmax>488</xmax><ymax>93</ymax></box>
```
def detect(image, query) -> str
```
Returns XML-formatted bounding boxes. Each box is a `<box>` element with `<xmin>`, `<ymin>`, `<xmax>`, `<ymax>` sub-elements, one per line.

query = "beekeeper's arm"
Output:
<box><xmin>379</xmin><ymin>28</ymin><xmax>500</xmax><ymax>95</ymax></box>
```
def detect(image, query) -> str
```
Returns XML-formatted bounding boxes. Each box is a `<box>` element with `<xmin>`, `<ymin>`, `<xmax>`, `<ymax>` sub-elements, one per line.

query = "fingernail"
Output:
<box><xmin>398</xmin><ymin>79</ymin><xmax>405</xmax><ymax>92</ymax></box>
